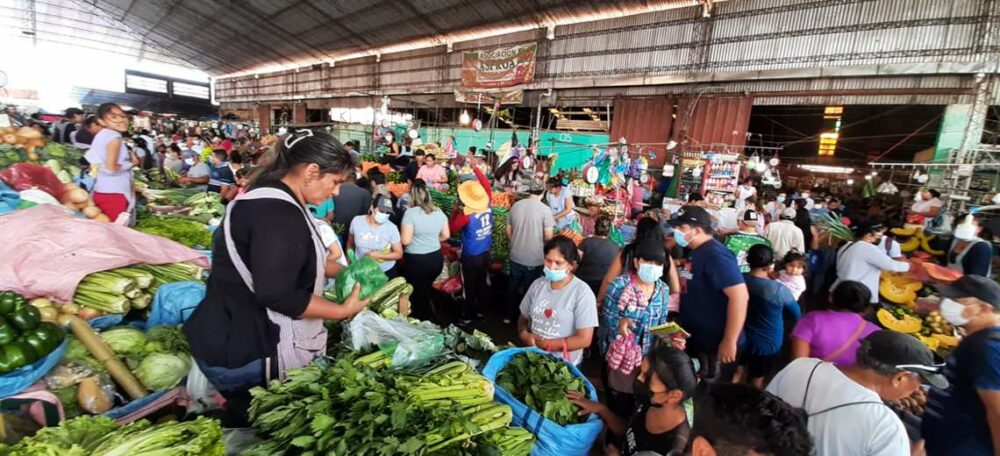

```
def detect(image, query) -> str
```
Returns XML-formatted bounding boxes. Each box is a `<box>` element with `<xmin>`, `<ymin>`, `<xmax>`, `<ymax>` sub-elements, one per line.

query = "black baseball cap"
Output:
<box><xmin>373</xmin><ymin>194</ymin><xmax>394</xmax><ymax>215</ymax></box>
<box><xmin>854</xmin><ymin>220</ymin><xmax>885</xmax><ymax>237</ymax></box>
<box><xmin>934</xmin><ymin>275</ymin><xmax>1000</xmax><ymax>309</ymax></box>
<box><xmin>670</xmin><ymin>206</ymin><xmax>712</xmax><ymax>229</ymax></box>
<box><xmin>863</xmin><ymin>331</ymin><xmax>947</xmax><ymax>388</ymax></box>
<box><xmin>65</xmin><ymin>107</ymin><xmax>84</xmax><ymax>117</ymax></box>
<box><xmin>742</xmin><ymin>209</ymin><xmax>760</xmax><ymax>222</ymax></box>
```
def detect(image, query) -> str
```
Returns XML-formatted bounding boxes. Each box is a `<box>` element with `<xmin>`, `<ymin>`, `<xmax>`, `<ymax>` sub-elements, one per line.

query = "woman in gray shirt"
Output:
<box><xmin>400</xmin><ymin>179</ymin><xmax>450</xmax><ymax>320</ymax></box>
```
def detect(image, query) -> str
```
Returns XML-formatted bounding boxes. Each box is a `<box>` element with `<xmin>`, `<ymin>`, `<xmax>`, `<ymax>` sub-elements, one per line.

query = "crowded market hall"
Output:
<box><xmin>2</xmin><ymin>0</ymin><xmax>1000</xmax><ymax>454</ymax></box>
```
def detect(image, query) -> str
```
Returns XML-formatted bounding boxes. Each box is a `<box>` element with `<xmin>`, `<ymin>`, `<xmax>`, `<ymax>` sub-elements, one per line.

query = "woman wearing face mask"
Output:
<box><xmin>348</xmin><ymin>194</ymin><xmax>403</xmax><ymax>278</ymax></box>
<box><xmin>546</xmin><ymin>177</ymin><xmax>578</xmax><ymax>230</ymax></box>
<box><xmin>183</xmin><ymin>130</ymin><xmax>369</xmax><ymax>426</ymax></box>
<box><xmin>734</xmin><ymin>177</ymin><xmax>756</xmax><ymax>213</ymax></box>
<box><xmin>832</xmin><ymin>220</ymin><xmax>912</xmax><ymax>304</ymax></box>
<box><xmin>567</xmin><ymin>346</ymin><xmax>697</xmax><ymax>456</ymax></box>
<box><xmin>84</xmin><ymin>102</ymin><xmax>139</xmax><ymax>223</ymax></box>
<box><xmin>599</xmin><ymin>238</ymin><xmax>674</xmax><ymax>417</ymax></box>
<box><xmin>517</xmin><ymin>236</ymin><xmax>599</xmax><ymax>366</ymax></box>
<box><xmin>597</xmin><ymin>218</ymin><xmax>680</xmax><ymax>308</ymax></box>
<box><xmin>921</xmin><ymin>276</ymin><xmax>1000</xmax><ymax>456</ymax></box>
<box><xmin>947</xmin><ymin>213</ymin><xmax>993</xmax><ymax>276</ymax></box>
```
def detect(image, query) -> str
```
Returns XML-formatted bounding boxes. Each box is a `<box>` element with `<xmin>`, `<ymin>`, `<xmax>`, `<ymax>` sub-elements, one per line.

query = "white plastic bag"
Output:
<box><xmin>184</xmin><ymin>361</ymin><xmax>220</xmax><ymax>414</ymax></box>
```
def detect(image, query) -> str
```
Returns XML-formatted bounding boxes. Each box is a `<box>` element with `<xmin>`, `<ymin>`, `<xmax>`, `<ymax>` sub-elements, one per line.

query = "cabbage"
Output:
<box><xmin>133</xmin><ymin>353</ymin><xmax>191</xmax><ymax>391</ymax></box>
<box><xmin>99</xmin><ymin>327</ymin><xmax>147</xmax><ymax>354</ymax></box>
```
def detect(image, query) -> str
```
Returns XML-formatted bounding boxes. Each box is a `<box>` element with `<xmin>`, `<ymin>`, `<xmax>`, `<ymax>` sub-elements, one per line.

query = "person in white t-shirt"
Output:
<box><xmin>767</xmin><ymin>330</ymin><xmax>947</xmax><ymax>456</ymax></box>
<box><xmin>833</xmin><ymin>220</ymin><xmax>911</xmax><ymax>303</ymax></box>
<box><xmin>910</xmin><ymin>189</ymin><xmax>944</xmax><ymax>218</ymax></box>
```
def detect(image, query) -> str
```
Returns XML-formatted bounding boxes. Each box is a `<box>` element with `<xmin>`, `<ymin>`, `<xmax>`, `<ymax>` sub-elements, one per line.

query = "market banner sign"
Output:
<box><xmin>453</xmin><ymin>88</ymin><xmax>523</xmax><ymax>105</ymax></box>
<box><xmin>461</xmin><ymin>43</ymin><xmax>537</xmax><ymax>88</ymax></box>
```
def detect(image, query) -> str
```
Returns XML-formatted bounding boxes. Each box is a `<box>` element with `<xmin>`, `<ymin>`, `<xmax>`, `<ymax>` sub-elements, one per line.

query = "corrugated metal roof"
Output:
<box><xmin>70</xmin><ymin>0</ymin><xmax>699</xmax><ymax>75</ymax></box>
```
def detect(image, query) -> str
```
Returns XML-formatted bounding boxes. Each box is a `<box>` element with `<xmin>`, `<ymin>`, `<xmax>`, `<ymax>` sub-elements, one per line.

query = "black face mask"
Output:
<box><xmin>633</xmin><ymin>377</ymin><xmax>665</xmax><ymax>408</ymax></box>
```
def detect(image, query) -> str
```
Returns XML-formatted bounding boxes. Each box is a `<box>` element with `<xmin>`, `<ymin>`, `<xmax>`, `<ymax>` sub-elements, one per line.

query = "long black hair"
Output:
<box><xmin>249</xmin><ymin>130</ymin><xmax>355</xmax><ymax>188</ymax></box>
<box><xmin>644</xmin><ymin>346</ymin><xmax>697</xmax><ymax>400</ymax></box>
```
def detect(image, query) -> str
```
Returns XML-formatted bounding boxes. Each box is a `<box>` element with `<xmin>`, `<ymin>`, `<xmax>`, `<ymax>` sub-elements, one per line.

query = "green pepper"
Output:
<box><xmin>26</xmin><ymin>323</ymin><xmax>64</xmax><ymax>355</ymax></box>
<box><xmin>0</xmin><ymin>316</ymin><xmax>16</xmax><ymax>345</ymax></box>
<box><xmin>19</xmin><ymin>333</ymin><xmax>47</xmax><ymax>357</ymax></box>
<box><xmin>0</xmin><ymin>291</ymin><xmax>18</xmax><ymax>315</ymax></box>
<box><xmin>0</xmin><ymin>341</ymin><xmax>38</xmax><ymax>371</ymax></box>
<box><xmin>8</xmin><ymin>303</ymin><xmax>40</xmax><ymax>332</ymax></box>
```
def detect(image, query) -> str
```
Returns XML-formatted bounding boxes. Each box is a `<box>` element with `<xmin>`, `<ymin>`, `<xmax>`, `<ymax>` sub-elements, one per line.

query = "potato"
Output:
<box><xmin>78</xmin><ymin>377</ymin><xmax>112</xmax><ymax>414</ymax></box>
<box><xmin>92</xmin><ymin>213</ymin><xmax>111</xmax><ymax>223</ymax></box>
<box><xmin>82</xmin><ymin>206</ymin><xmax>101</xmax><ymax>218</ymax></box>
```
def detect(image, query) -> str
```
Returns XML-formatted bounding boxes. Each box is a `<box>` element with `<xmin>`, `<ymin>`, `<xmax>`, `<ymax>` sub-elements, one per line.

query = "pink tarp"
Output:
<box><xmin>0</xmin><ymin>205</ymin><xmax>208</xmax><ymax>301</ymax></box>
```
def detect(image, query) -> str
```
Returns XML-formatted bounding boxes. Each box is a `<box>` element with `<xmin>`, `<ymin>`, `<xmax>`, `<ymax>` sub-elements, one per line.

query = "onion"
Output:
<box><xmin>92</xmin><ymin>214</ymin><xmax>111</xmax><ymax>223</ymax></box>
<box><xmin>67</xmin><ymin>188</ymin><xmax>89</xmax><ymax>204</ymax></box>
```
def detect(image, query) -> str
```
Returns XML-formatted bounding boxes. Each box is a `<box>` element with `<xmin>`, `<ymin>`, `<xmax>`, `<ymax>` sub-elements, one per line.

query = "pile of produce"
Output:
<box><xmin>363</xmin><ymin>276</ymin><xmax>414</xmax><ymax>318</ymax></box>
<box><xmin>919</xmin><ymin>311</ymin><xmax>959</xmax><ymax>350</ymax></box>
<box><xmin>178</xmin><ymin>192</ymin><xmax>224</xmax><ymax>223</ymax></box>
<box><xmin>555</xmin><ymin>228</ymin><xmax>584</xmax><ymax>246</ymax></box>
<box><xmin>53</xmin><ymin>325</ymin><xmax>191</xmax><ymax>416</ymax></box>
<box><xmin>430</xmin><ymin>189</ymin><xmax>457</xmax><ymax>215</ymax></box>
<box><xmin>41</xmin><ymin>159</ymin><xmax>81</xmax><ymax>186</ymax></box>
<box><xmin>70</xmin><ymin>263</ymin><xmax>202</xmax><ymax>318</ymax></box>
<box><xmin>388</xmin><ymin>181</ymin><xmax>411</xmax><ymax>198</ymax></box>
<box><xmin>0</xmin><ymin>127</ymin><xmax>46</xmax><ymax>160</ymax></box>
<box><xmin>0</xmin><ymin>415</ymin><xmax>223</xmax><ymax>455</ymax></box>
<box><xmin>496</xmin><ymin>351</ymin><xmax>588</xmax><ymax>426</ymax></box>
<box><xmin>0</xmin><ymin>291</ymin><xmax>65</xmax><ymax>374</ymax></box>
<box><xmin>244</xmin><ymin>355</ymin><xmax>531</xmax><ymax>455</ymax></box>
<box><xmin>876</xmin><ymin>307</ymin><xmax>923</xmax><ymax>334</ymax></box>
<box><xmin>361</xmin><ymin>161</ymin><xmax>393</xmax><ymax>175</ymax></box>
<box><xmin>442</xmin><ymin>325</ymin><xmax>497</xmax><ymax>369</ymax></box>
<box><xmin>140</xmin><ymin>188</ymin><xmax>203</xmax><ymax>206</ymax></box>
<box><xmin>490</xmin><ymin>191</ymin><xmax>514</xmax><ymax>209</ymax></box>
<box><xmin>134</xmin><ymin>215</ymin><xmax>213</xmax><ymax>249</ymax></box>
<box><xmin>879</xmin><ymin>272</ymin><xmax>925</xmax><ymax>309</ymax></box>
<box><xmin>890</xmin><ymin>226</ymin><xmax>945</xmax><ymax>256</ymax></box>
<box><xmin>490</xmin><ymin>207</ymin><xmax>510</xmax><ymax>268</ymax></box>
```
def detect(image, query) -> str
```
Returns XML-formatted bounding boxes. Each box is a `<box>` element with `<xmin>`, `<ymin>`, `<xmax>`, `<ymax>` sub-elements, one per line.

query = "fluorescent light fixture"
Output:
<box><xmin>546</xmin><ymin>25</ymin><xmax>556</xmax><ymax>40</ymax></box>
<box><xmin>459</xmin><ymin>110</ymin><xmax>470</xmax><ymax>125</ymax></box>
<box><xmin>846</xmin><ymin>179</ymin><xmax>854</xmax><ymax>185</ymax></box>
<box><xmin>799</xmin><ymin>165</ymin><xmax>854</xmax><ymax>174</ymax></box>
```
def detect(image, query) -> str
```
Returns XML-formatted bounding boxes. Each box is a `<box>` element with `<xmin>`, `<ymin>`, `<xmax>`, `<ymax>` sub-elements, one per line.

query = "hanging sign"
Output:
<box><xmin>461</xmin><ymin>43</ymin><xmax>537</xmax><ymax>88</ymax></box>
<box><xmin>454</xmin><ymin>89</ymin><xmax>524</xmax><ymax>105</ymax></box>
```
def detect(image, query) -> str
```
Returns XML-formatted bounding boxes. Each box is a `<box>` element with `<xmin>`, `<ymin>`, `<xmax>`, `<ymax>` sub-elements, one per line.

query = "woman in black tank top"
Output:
<box><xmin>568</xmin><ymin>347</ymin><xmax>697</xmax><ymax>455</ymax></box>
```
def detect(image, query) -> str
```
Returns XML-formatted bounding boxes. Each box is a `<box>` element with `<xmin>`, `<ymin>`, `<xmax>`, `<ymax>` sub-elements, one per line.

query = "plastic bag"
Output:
<box><xmin>147</xmin><ymin>281</ymin><xmax>205</xmax><ymax>328</ymax></box>
<box><xmin>184</xmin><ymin>361</ymin><xmax>220</xmax><ymax>414</ymax></box>
<box><xmin>347</xmin><ymin>310</ymin><xmax>444</xmax><ymax>369</ymax></box>
<box><xmin>0</xmin><ymin>339</ymin><xmax>69</xmax><ymax>399</ymax></box>
<box><xmin>0</xmin><ymin>163</ymin><xmax>64</xmax><ymax>202</ymax></box>
<box><xmin>482</xmin><ymin>348</ymin><xmax>604</xmax><ymax>456</ymax></box>
<box><xmin>332</xmin><ymin>257</ymin><xmax>388</xmax><ymax>303</ymax></box>
<box><xmin>0</xmin><ymin>181</ymin><xmax>19</xmax><ymax>215</ymax></box>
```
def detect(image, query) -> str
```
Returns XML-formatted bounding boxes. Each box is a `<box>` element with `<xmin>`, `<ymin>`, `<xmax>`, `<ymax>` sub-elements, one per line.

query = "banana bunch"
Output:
<box><xmin>890</xmin><ymin>226</ymin><xmax>943</xmax><ymax>256</ymax></box>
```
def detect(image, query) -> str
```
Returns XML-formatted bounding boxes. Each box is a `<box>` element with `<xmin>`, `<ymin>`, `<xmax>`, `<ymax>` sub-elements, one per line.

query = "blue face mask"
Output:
<box><xmin>777</xmin><ymin>196</ymin><xmax>786</xmax><ymax>203</ymax></box>
<box><xmin>374</xmin><ymin>212</ymin><xmax>390</xmax><ymax>224</ymax></box>
<box><xmin>673</xmin><ymin>229</ymin><xmax>689</xmax><ymax>248</ymax></box>
<box><xmin>637</xmin><ymin>263</ymin><xmax>664</xmax><ymax>283</ymax></box>
<box><xmin>543</xmin><ymin>267</ymin><xmax>568</xmax><ymax>282</ymax></box>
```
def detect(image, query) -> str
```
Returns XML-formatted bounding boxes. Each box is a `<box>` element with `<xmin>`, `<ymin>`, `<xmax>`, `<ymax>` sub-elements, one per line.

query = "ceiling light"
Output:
<box><xmin>446</xmin><ymin>43</ymin><xmax>453</xmax><ymax>53</ymax></box>
<box><xmin>546</xmin><ymin>25</ymin><xmax>556</xmax><ymax>40</ymax></box>
<box><xmin>459</xmin><ymin>110</ymin><xmax>470</xmax><ymax>125</ymax></box>
<box><xmin>799</xmin><ymin>165</ymin><xmax>855</xmax><ymax>174</ymax></box>
<box><xmin>846</xmin><ymin>179</ymin><xmax>854</xmax><ymax>185</ymax></box>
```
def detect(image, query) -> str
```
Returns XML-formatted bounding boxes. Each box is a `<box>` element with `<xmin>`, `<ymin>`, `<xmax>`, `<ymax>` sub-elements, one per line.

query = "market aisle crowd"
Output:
<box><xmin>52</xmin><ymin>106</ymin><xmax>997</xmax><ymax>456</ymax></box>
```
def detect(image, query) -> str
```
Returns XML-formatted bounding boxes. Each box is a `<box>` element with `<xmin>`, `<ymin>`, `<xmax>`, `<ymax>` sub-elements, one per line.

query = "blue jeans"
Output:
<box><xmin>508</xmin><ymin>262</ymin><xmax>543</xmax><ymax>321</ymax></box>
<box><xmin>196</xmin><ymin>358</ymin><xmax>265</xmax><ymax>426</ymax></box>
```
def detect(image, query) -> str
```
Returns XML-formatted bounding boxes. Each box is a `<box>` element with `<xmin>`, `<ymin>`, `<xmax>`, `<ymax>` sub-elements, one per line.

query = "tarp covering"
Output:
<box><xmin>0</xmin><ymin>205</ymin><xmax>208</xmax><ymax>301</ymax></box>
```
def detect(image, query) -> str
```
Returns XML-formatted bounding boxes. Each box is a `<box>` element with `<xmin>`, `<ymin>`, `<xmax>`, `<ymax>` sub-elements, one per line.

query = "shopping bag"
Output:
<box><xmin>146</xmin><ymin>281</ymin><xmax>206</xmax><ymax>328</ymax></box>
<box><xmin>482</xmin><ymin>347</ymin><xmax>603</xmax><ymax>456</ymax></box>
<box><xmin>330</xmin><ymin>257</ymin><xmax>388</xmax><ymax>303</ymax></box>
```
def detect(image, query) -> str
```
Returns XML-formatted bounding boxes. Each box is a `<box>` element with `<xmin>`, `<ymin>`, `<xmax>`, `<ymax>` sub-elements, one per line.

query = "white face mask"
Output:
<box><xmin>954</xmin><ymin>224</ymin><xmax>978</xmax><ymax>240</ymax></box>
<box><xmin>939</xmin><ymin>298</ymin><xmax>969</xmax><ymax>326</ymax></box>
<box><xmin>184</xmin><ymin>158</ymin><xmax>195</xmax><ymax>166</ymax></box>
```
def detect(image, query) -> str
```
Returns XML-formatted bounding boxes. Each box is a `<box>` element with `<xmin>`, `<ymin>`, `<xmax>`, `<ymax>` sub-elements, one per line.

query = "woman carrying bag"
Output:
<box><xmin>184</xmin><ymin>130</ymin><xmax>369</xmax><ymax>426</ymax></box>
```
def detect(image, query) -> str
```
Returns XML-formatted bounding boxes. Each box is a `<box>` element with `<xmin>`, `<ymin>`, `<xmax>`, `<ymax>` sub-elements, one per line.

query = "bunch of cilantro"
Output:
<box><xmin>134</xmin><ymin>215</ymin><xmax>213</xmax><ymax>249</ymax></box>
<box><xmin>495</xmin><ymin>351</ymin><xmax>588</xmax><ymax>426</ymax></box>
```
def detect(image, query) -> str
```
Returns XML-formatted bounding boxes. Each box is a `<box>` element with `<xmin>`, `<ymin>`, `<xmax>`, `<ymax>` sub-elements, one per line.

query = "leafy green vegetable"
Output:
<box><xmin>132</xmin><ymin>352</ymin><xmax>190</xmax><ymax>391</ymax></box>
<box><xmin>0</xmin><ymin>415</ymin><xmax>118</xmax><ymax>455</ymax></box>
<box><xmin>51</xmin><ymin>385</ymin><xmax>83</xmax><ymax>419</ymax></box>
<box><xmin>143</xmin><ymin>325</ymin><xmax>190</xmax><ymax>356</ymax></box>
<box><xmin>134</xmin><ymin>215</ymin><xmax>213</xmax><ymax>249</ymax></box>
<box><xmin>495</xmin><ymin>351</ymin><xmax>588</xmax><ymax>426</ymax></box>
<box><xmin>98</xmin><ymin>327</ymin><xmax>147</xmax><ymax>354</ymax></box>
<box><xmin>89</xmin><ymin>416</ymin><xmax>223</xmax><ymax>456</ymax></box>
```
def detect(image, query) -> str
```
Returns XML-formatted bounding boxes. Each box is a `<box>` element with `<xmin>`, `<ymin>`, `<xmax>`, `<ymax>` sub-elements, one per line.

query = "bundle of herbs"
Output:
<box><xmin>495</xmin><ymin>351</ymin><xmax>588</xmax><ymax>426</ymax></box>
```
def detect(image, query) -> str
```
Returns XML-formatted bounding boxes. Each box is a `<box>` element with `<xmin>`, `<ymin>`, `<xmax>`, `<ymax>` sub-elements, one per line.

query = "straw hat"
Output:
<box><xmin>458</xmin><ymin>180</ymin><xmax>489</xmax><ymax>214</ymax></box>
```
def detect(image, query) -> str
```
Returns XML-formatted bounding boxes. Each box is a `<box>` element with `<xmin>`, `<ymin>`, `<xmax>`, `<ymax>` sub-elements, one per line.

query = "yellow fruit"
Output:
<box><xmin>899</xmin><ymin>237</ymin><xmax>921</xmax><ymax>253</ymax></box>
<box><xmin>917</xmin><ymin>334</ymin><xmax>940</xmax><ymax>351</ymax></box>
<box><xmin>877</xmin><ymin>308</ymin><xmax>923</xmax><ymax>334</ymax></box>
<box><xmin>879</xmin><ymin>280</ymin><xmax>917</xmax><ymax>305</ymax></box>
<box><xmin>921</xmin><ymin>237</ymin><xmax>944</xmax><ymax>256</ymax></box>
<box><xmin>891</xmin><ymin>227</ymin><xmax>917</xmax><ymax>237</ymax></box>
<box><xmin>932</xmin><ymin>333</ymin><xmax>959</xmax><ymax>348</ymax></box>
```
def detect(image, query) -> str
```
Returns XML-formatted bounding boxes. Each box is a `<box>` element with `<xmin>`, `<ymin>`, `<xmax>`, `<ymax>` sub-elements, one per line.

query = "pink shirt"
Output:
<box><xmin>791</xmin><ymin>310</ymin><xmax>880</xmax><ymax>366</ymax></box>
<box><xmin>417</xmin><ymin>165</ymin><xmax>447</xmax><ymax>189</ymax></box>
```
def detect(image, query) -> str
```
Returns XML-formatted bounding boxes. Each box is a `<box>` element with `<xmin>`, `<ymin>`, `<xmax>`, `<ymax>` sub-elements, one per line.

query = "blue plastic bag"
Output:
<box><xmin>147</xmin><ymin>281</ymin><xmax>205</xmax><ymax>328</ymax></box>
<box><xmin>482</xmin><ymin>348</ymin><xmax>604</xmax><ymax>456</ymax></box>
<box><xmin>0</xmin><ymin>339</ymin><xmax>69</xmax><ymax>399</ymax></box>
<box><xmin>0</xmin><ymin>181</ymin><xmax>19</xmax><ymax>215</ymax></box>
<box><xmin>89</xmin><ymin>314</ymin><xmax>125</xmax><ymax>330</ymax></box>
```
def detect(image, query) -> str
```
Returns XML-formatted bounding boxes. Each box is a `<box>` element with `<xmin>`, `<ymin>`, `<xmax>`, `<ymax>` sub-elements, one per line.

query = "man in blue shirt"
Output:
<box><xmin>923</xmin><ymin>275</ymin><xmax>1000</xmax><ymax>455</ymax></box>
<box><xmin>449</xmin><ymin>166</ymin><xmax>492</xmax><ymax>327</ymax></box>
<box><xmin>206</xmin><ymin>150</ymin><xmax>235</xmax><ymax>198</ymax></box>
<box><xmin>741</xmin><ymin>244</ymin><xmax>800</xmax><ymax>388</ymax></box>
<box><xmin>671</xmin><ymin>206</ymin><xmax>748</xmax><ymax>382</ymax></box>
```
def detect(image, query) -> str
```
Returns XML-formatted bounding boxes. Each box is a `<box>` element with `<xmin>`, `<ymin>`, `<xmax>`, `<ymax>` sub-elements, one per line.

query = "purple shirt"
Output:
<box><xmin>791</xmin><ymin>310</ymin><xmax>880</xmax><ymax>366</ymax></box>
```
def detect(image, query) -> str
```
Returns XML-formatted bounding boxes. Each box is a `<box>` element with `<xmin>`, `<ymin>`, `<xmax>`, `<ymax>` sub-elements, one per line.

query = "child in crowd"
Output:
<box><xmin>777</xmin><ymin>252</ymin><xmax>808</xmax><ymax>300</ymax></box>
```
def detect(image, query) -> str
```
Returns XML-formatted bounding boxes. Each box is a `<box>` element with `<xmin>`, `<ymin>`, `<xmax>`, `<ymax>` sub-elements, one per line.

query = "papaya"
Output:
<box><xmin>916</xmin><ymin>334</ymin><xmax>940</xmax><ymax>351</ymax></box>
<box><xmin>877</xmin><ymin>308</ymin><xmax>923</xmax><ymax>334</ymax></box>
<box><xmin>899</xmin><ymin>237</ymin><xmax>920</xmax><ymax>253</ymax></box>
<box><xmin>880</xmin><ymin>280</ymin><xmax>917</xmax><ymax>305</ymax></box>
<box><xmin>931</xmin><ymin>333</ymin><xmax>959</xmax><ymax>349</ymax></box>
<box><xmin>923</xmin><ymin>262</ymin><xmax>962</xmax><ymax>282</ymax></box>
<box><xmin>921</xmin><ymin>236</ymin><xmax>945</xmax><ymax>256</ymax></box>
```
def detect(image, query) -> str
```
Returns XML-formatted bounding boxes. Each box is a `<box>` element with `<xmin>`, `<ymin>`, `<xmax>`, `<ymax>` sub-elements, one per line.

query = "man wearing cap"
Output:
<box><xmin>765</xmin><ymin>207</ymin><xmax>806</xmax><ymax>262</ymax></box>
<box><xmin>767</xmin><ymin>330</ymin><xmax>946</xmax><ymax>455</ymax></box>
<box><xmin>832</xmin><ymin>220</ymin><xmax>911</xmax><ymax>304</ymax></box>
<box><xmin>923</xmin><ymin>275</ymin><xmax>1000</xmax><ymax>455</ymax></box>
<box><xmin>177</xmin><ymin>151</ymin><xmax>210</xmax><ymax>190</ymax></box>
<box><xmin>449</xmin><ymin>165</ymin><xmax>493</xmax><ymax>326</ymax></box>
<box><xmin>671</xmin><ymin>206</ymin><xmax>748</xmax><ymax>381</ymax></box>
<box><xmin>506</xmin><ymin>178</ymin><xmax>557</xmax><ymax>324</ymax></box>
<box><xmin>724</xmin><ymin>209</ymin><xmax>772</xmax><ymax>274</ymax></box>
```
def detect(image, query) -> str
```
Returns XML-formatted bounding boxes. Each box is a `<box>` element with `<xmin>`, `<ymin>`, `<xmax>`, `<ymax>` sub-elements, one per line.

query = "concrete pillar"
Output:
<box><xmin>293</xmin><ymin>103</ymin><xmax>306</xmax><ymax>123</ymax></box>
<box><xmin>257</xmin><ymin>104</ymin><xmax>271</xmax><ymax>133</ymax></box>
